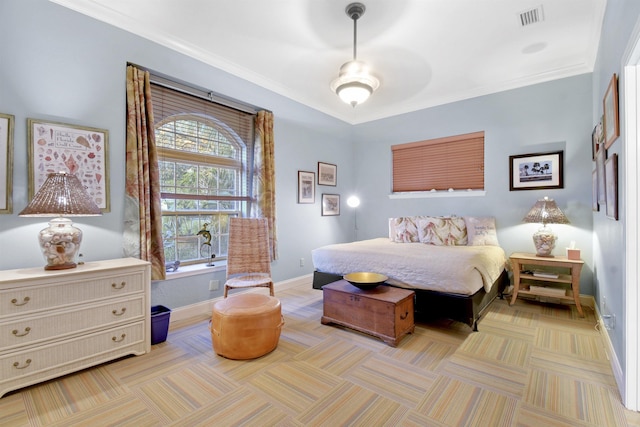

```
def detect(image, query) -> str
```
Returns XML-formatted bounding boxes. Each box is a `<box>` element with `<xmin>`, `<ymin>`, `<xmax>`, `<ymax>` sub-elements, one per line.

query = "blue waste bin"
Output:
<box><xmin>151</xmin><ymin>305</ymin><xmax>171</xmax><ymax>344</ymax></box>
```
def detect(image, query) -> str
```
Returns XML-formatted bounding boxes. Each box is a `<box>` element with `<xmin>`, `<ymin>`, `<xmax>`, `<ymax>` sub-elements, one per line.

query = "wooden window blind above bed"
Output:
<box><xmin>391</xmin><ymin>131</ymin><xmax>484</xmax><ymax>192</ymax></box>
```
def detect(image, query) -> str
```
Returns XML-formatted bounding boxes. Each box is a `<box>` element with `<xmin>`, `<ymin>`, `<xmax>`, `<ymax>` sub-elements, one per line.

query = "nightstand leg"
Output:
<box><xmin>510</xmin><ymin>261</ymin><xmax>521</xmax><ymax>306</ymax></box>
<box><xmin>572</xmin><ymin>267</ymin><xmax>584</xmax><ymax>317</ymax></box>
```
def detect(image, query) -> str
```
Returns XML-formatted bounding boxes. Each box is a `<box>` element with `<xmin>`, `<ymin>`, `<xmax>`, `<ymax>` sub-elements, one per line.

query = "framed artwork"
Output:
<box><xmin>509</xmin><ymin>150</ymin><xmax>564</xmax><ymax>191</ymax></box>
<box><xmin>297</xmin><ymin>170</ymin><xmax>315</xmax><ymax>204</ymax></box>
<box><xmin>596</xmin><ymin>143</ymin><xmax>606</xmax><ymax>205</ymax></box>
<box><xmin>592</xmin><ymin>169</ymin><xmax>599</xmax><ymax>212</ymax></box>
<box><xmin>0</xmin><ymin>113</ymin><xmax>14</xmax><ymax>214</ymax></box>
<box><xmin>28</xmin><ymin>119</ymin><xmax>110</xmax><ymax>211</ymax></box>
<box><xmin>591</xmin><ymin>118</ymin><xmax>603</xmax><ymax>161</ymax></box>
<box><xmin>605</xmin><ymin>153</ymin><xmax>618</xmax><ymax>220</ymax></box>
<box><xmin>321</xmin><ymin>193</ymin><xmax>340</xmax><ymax>216</ymax></box>
<box><xmin>603</xmin><ymin>73</ymin><xmax>619</xmax><ymax>149</ymax></box>
<box><xmin>318</xmin><ymin>162</ymin><xmax>337</xmax><ymax>186</ymax></box>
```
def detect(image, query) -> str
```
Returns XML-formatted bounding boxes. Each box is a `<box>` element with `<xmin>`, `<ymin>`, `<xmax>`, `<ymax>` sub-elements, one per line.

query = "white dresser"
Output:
<box><xmin>0</xmin><ymin>258</ymin><xmax>151</xmax><ymax>397</ymax></box>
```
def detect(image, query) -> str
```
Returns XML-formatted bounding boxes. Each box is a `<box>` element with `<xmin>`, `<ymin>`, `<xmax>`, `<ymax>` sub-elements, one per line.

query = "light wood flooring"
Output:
<box><xmin>2</xmin><ymin>281</ymin><xmax>640</xmax><ymax>426</ymax></box>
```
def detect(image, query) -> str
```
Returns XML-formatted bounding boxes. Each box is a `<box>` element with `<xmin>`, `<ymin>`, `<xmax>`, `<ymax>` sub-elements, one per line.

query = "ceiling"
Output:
<box><xmin>51</xmin><ymin>0</ymin><xmax>606</xmax><ymax>124</ymax></box>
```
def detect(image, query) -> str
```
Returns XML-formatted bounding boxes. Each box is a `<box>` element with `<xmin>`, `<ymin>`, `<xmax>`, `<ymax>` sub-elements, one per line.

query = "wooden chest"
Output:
<box><xmin>321</xmin><ymin>280</ymin><xmax>415</xmax><ymax>347</ymax></box>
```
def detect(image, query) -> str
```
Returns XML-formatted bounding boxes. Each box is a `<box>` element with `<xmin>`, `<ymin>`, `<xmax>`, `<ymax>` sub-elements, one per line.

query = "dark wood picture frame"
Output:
<box><xmin>605</xmin><ymin>153</ymin><xmax>618</xmax><ymax>220</ymax></box>
<box><xmin>509</xmin><ymin>150</ymin><xmax>564</xmax><ymax>191</ymax></box>
<box><xmin>603</xmin><ymin>73</ymin><xmax>620</xmax><ymax>149</ymax></box>
<box><xmin>318</xmin><ymin>162</ymin><xmax>337</xmax><ymax>186</ymax></box>
<box><xmin>297</xmin><ymin>170</ymin><xmax>315</xmax><ymax>204</ymax></box>
<box><xmin>321</xmin><ymin>193</ymin><xmax>340</xmax><ymax>216</ymax></box>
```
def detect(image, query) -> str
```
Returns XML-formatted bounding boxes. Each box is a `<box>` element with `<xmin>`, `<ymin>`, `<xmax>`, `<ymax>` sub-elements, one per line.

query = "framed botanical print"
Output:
<box><xmin>605</xmin><ymin>153</ymin><xmax>618</xmax><ymax>220</ymax></box>
<box><xmin>603</xmin><ymin>73</ymin><xmax>619</xmax><ymax>149</ymax></box>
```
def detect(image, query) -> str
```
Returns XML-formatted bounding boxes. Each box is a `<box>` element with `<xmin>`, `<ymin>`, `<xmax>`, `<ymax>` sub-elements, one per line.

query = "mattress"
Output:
<box><xmin>311</xmin><ymin>238</ymin><xmax>507</xmax><ymax>295</ymax></box>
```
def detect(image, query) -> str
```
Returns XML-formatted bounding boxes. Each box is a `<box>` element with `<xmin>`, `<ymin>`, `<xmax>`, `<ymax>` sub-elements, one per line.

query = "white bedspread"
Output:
<box><xmin>312</xmin><ymin>238</ymin><xmax>507</xmax><ymax>295</ymax></box>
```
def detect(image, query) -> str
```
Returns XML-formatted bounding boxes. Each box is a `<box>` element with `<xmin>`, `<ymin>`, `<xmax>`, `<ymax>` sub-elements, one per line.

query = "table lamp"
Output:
<box><xmin>522</xmin><ymin>196</ymin><xmax>569</xmax><ymax>257</ymax></box>
<box><xmin>19</xmin><ymin>171</ymin><xmax>102</xmax><ymax>270</ymax></box>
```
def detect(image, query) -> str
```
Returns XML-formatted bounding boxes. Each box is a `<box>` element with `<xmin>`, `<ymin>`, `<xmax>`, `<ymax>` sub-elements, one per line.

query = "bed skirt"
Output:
<box><xmin>312</xmin><ymin>269</ymin><xmax>508</xmax><ymax>331</ymax></box>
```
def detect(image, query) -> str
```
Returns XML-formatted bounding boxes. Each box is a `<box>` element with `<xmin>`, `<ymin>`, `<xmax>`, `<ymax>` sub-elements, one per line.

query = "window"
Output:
<box><xmin>391</xmin><ymin>131</ymin><xmax>484</xmax><ymax>193</ymax></box>
<box><xmin>151</xmin><ymin>83</ymin><xmax>255</xmax><ymax>265</ymax></box>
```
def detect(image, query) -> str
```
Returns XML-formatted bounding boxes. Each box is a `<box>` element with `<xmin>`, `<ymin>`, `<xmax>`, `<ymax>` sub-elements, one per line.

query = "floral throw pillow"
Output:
<box><xmin>465</xmin><ymin>216</ymin><xmax>500</xmax><ymax>246</ymax></box>
<box><xmin>418</xmin><ymin>217</ymin><xmax>468</xmax><ymax>245</ymax></box>
<box><xmin>390</xmin><ymin>216</ymin><xmax>423</xmax><ymax>242</ymax></box>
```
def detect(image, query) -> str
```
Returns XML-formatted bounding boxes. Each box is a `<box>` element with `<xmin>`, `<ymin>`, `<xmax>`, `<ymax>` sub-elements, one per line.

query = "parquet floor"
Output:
<box><xmin>2</xmin><ymin>281</ymin><xmax>640</xmax><ymax>426</ymax></box>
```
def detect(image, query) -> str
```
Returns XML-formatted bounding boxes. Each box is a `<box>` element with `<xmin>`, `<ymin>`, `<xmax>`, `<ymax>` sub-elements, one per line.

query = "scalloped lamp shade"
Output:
<box><xmin>522</xmin><ymin>196</ymin><xmax>569</xmax><ymax>257</ymax></box>
<box><xmin>19</xmin><ymin>172</ymin><xmax>102</xmax><ymax>270</ymax></box>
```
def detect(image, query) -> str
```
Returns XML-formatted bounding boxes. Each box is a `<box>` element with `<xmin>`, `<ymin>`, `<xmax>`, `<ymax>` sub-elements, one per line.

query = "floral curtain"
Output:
<box><xmin>252</xmin><ymin>110</ymin><xmax>278</xmax><ymax>260</ymax></box>
<box><xmin>123</xmin><ymin>65</ymin><xmax>166</xmax><ymax>280</ymax></box>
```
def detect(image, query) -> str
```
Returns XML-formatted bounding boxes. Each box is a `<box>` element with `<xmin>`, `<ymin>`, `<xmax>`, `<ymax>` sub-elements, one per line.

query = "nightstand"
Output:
<box><xmin>509</xmin><ymin>252</ymin><xmax>585</xmax><ymax>317</ymax></box>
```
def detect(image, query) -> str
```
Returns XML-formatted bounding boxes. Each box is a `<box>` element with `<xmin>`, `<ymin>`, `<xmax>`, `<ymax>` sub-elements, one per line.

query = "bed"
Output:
<box><xmin>311</xmin><ymin>216</ymin><xmax>509</xmax><ymax>331</ymax></box>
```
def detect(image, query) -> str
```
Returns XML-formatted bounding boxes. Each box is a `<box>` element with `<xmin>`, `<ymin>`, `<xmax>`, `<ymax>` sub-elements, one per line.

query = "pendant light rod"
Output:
<box><xmin>347</xmin><ymin>2</ymin><xmax>365</xmax><ymax>60</ymax></box>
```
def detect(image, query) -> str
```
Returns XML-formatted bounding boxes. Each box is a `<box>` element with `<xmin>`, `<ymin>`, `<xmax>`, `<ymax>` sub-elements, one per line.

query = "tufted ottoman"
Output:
<box><xmin>210</xmin><ymin>293</ymin><xmax>283</xmax><ymax>360</ymax></box>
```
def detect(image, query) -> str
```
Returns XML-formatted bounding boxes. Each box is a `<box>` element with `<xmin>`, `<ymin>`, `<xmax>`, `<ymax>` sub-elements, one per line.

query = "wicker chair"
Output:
<box><xmin>223</xmin><ymin>218</ymin><xmax>274</xmax><ymax>298</ymax></box>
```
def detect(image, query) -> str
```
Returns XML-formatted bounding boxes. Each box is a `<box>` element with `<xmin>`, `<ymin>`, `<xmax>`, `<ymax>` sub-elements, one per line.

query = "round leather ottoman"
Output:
<box><xmin>210</xmin><ymin>293</ymin><xmax>283</xmax><ymax>360</ymax></box>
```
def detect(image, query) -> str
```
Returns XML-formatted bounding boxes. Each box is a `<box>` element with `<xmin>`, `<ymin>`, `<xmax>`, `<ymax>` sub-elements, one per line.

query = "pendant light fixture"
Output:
<box><xmin>331</xmin><ymin>2</ymin><xmax>380</xmax><ymax>107</ymax></box>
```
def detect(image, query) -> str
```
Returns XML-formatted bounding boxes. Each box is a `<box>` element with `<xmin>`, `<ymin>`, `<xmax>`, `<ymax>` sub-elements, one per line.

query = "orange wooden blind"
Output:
<box><xmin>392</xmin><ymin>131</ymin><xmax>485</xmax><ymax>192</ymax></box>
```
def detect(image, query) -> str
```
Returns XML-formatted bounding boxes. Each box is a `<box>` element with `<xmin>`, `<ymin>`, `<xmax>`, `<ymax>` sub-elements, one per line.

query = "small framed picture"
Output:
<box><xmin>596</xmin><ymin>144</ymin><xmax>606</xmax><ymax>205</ymax></box>
<box><xmin>605</xmin><ymin>153</ymin><xmax>618</xmax><ymax>220</ymax></box>
<box><xmin>321</xmin><ymin>193</ymin><xmax>340</xmax><ymax>216</ymax></box>
<box><xmin>592</xmin><ymin>169</ymin><xmax>599</xmax><ymax>212</ymax></box>
<box><xmin>318</xmin><ymin>162</ymin><xmax>337</xmax><ymax>186</ymax></box>
<box><xmin>297</xmin><ymin>171</ymin><xmax>315</xmax><ymax>204</ymax></box>
<box><xmin>603</xmin><ymin>74</ymin><xmax>619</xmax><ymax>149</ymax></box>
<box><xmin>592</xmin><ymin>118</ymin><xmax>603</xmax><ymax>161</ymax></box>
<box><xmin>509</xmin><ymin>150</ymin><xmax>564</xmax><ymax>191</ymax></box>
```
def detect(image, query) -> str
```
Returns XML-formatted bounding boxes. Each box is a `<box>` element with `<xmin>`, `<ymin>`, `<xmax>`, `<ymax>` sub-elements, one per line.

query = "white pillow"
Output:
<box><xmin>464</xmin><ymin>216</ymin><xmax>500</xmax><ymax>246</ymax></box>
<box><xmin>418</xmin><ymin>217</ymin><xmax>467</xmax><ymax>246</ymax></box>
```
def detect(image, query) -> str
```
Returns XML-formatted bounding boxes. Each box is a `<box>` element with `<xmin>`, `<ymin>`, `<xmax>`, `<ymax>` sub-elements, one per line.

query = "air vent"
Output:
<box><xmin>519</xmin><ymin>5</ymin><xmax>544</xmax><ymax>27</ymax></box>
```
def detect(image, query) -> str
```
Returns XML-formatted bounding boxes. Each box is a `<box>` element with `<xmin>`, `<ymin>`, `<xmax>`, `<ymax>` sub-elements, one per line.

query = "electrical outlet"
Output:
<box><xmin>300</xmin><ymin>258</ymin><xmax>305</xmax><ymax>267</ymax></box>
<box><xmin>603</xmin><ymin>314</ymin><xmax>616</xmax><ymax>330</ymax></box>
<box><xmin>209</xmin><ymin>280</ymin><xmax>219</xmax><ymax>291</ymax></box>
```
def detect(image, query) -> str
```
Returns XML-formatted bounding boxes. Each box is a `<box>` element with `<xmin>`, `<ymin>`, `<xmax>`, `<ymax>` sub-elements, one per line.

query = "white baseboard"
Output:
<box><xmin>594</xmin><ymin>304</ymin><xmax>624</xmax><ymax>399</ymax></box>
<box><xmin>168</xmin><ymin>273</ymin><xmax>313</xmax><ymax>324</ymax></box>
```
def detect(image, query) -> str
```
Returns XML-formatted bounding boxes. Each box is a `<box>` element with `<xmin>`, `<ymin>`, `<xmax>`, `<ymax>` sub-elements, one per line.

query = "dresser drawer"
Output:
<box><xmin>0</xmin><ymin>322</ymin><xmax>145</xmax><ymax>383</ymax></box>
<box><xmin>0</xmin><ymin>296</ymin><xmax>145</xmax><ymax>351</ymax></box>
<box><xmin>0</xmin><ymin>271</ymin><xmax>145</xmax><ymax>318</ymax></box>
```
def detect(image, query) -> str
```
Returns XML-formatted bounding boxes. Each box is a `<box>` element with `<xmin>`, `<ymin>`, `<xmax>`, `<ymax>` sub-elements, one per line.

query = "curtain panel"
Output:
<box><xmin>124</xmin><ymin>65</ymin><xmax>166</xmax><ymax>280</ymax></box>
<box><xmin>252</xmin><ymin>110</ymin><xmax>278</xmax><ymax>260</ymax></box>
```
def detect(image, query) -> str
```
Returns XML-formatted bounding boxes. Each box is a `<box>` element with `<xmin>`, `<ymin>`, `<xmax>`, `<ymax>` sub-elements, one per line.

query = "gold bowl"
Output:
<box><xmin>344</xmin><ymin>272</ymin><xmax>388</xmax><ymax>290</ymax></box>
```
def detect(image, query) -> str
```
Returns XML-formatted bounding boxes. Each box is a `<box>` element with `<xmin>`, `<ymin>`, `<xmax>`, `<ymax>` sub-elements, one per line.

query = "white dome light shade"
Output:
<box><xmin>331</xmin><ymin>60</ymin><xmax>380</xmax><ymax>107</ymax></box>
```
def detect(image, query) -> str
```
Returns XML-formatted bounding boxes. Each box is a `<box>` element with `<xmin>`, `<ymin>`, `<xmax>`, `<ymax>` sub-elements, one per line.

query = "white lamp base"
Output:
<box><xmin>38</xmin><ymin>217</ymin><xmax>82</xmax><ymax>270</ymax></box>
<box><xmin>532</xmin><ymin>225</ymin><xmax>556</xmax><ymax>257</ymax></box>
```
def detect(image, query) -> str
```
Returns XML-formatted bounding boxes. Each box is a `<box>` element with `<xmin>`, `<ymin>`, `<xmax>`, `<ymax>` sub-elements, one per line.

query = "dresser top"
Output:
<box><xmin>0</xmin><ymin>258</ymin><xmax>150</xmax><ymax>283</ymax></box>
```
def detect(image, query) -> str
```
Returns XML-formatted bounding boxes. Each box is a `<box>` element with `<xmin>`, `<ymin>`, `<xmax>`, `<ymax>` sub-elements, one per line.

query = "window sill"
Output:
<box><xmin>157</xmin><ymin>261</ymin><xmax>227</xmax><ymax>281</ymax></box>
<box><xmin>389</xmin><ymin>190</ymin><xmax>486</xmax><ymax>199</ymax></box>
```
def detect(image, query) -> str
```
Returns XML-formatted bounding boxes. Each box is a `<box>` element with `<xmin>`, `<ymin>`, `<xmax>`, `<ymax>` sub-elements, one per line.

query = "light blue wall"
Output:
<box><xmin>0</xmin><ymin>0</ymin><xmax>354</xmax><ymax>307</ymax></box>
<box><xmin>0</xmin><ymin>0</ymin><xmax>611</xmax><ymax>319</ymax></box>
<box><xmin>590</xmin><ymin>0</ymin><xmax>640</xmax><ymax>379</ymax></box>
<box><xmin>352</xmin><ymin>75</ymin><xmax>594</xmax><ymax>294</ymax></box>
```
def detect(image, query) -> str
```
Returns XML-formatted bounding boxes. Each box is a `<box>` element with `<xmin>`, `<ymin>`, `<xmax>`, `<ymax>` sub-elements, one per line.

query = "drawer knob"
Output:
<box><xmin>12</xmin><ymin>327</ymin><xmax>31</xmax><ymax>337</ymax></box>
<box><xmin>112</xmin><ymin>281</ymin><xmax>126</xmax><ymax>290</ymax></box>
<box><xmin>112</xmin><ymin>307</ymin><xmax>127</xmax><ymax>316</ymax></box>
<box><xmin>400</xmin><ymin>311</ymin><xmax>409</xmax><ymax>320</ymax></box>
<box><xmin>11</xmin><ymin>297</ymin><xmax>31</xmax><ymax>306</ymax></box>
<box><xmin>112</xmin><ymin>333</ymin><xmax>126</xmax><ymax>342</ymax></box>
<box><xmin>13</xmin><ymin>359</ymin><xmax>32</xmax><ymax>369</ymax></box>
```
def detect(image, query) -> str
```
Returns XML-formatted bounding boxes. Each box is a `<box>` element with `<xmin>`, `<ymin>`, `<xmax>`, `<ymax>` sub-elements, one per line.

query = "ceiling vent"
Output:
<box><xmin>519</xmin><ymin>5</ymin><xmax>544</xmax><ymax>27</ymax></box>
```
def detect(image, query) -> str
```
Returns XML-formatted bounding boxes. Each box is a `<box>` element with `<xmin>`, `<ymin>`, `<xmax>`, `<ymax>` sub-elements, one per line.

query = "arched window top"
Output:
<box><xmin>156</xmin><ymin>113</ymin><xmax>245</xmax><ymax>161</ymax></box>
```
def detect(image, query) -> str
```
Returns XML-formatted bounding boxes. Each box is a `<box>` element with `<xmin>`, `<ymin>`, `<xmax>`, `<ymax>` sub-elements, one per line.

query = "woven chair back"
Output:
<box><xmin>226</xmin><ymin>218</ymin><xmax>271</xmax><ymax>276</ymax></box>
